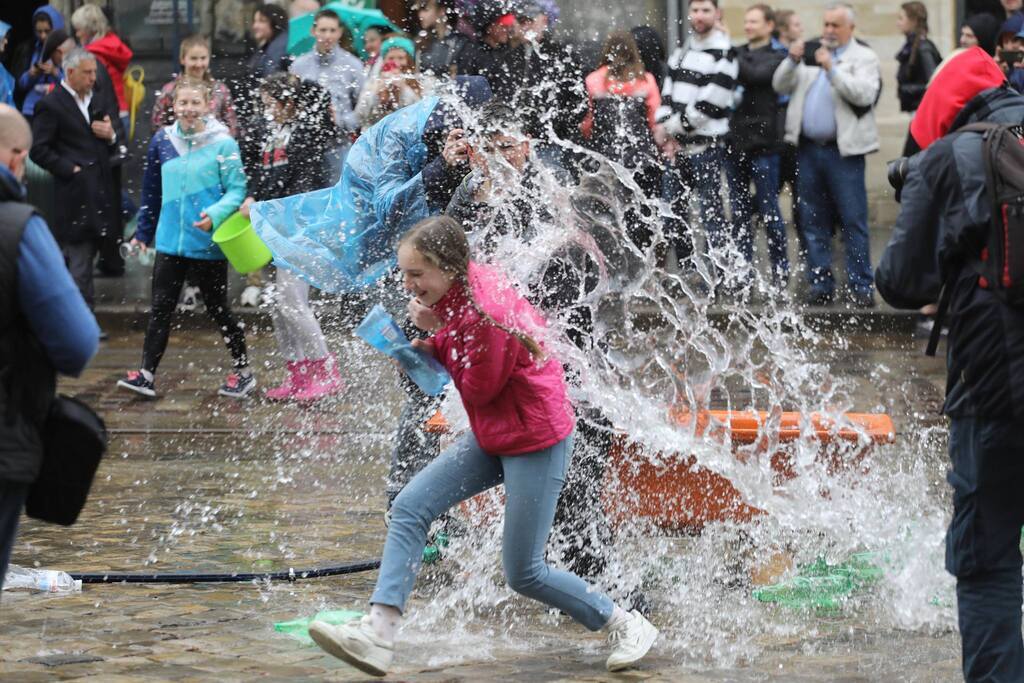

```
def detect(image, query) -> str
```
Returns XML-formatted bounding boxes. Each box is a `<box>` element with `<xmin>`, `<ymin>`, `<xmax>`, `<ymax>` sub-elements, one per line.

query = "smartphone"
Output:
<box><xmin>802</xmin><ymin>39</ymin><xmax>823</xmax><ymax>67</ymax></box>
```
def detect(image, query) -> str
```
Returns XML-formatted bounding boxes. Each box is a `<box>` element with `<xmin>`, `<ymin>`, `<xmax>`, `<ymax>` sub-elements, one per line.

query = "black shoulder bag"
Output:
<box><xmin>25</xmin><ymin>394</ymin><xmax>108</xmax><ymax>526</ymax></box>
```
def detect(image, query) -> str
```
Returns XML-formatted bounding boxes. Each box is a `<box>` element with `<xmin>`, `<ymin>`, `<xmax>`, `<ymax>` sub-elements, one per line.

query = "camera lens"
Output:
<box><xmin>887</xmin><ymin>157</ymin><xmax>909</xmax><ymax>193</ymax></box>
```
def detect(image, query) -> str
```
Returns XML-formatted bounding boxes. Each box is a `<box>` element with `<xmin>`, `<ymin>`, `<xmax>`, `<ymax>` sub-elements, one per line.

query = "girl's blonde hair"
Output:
<box><xmin>399</xmin><ymin>216</ymin><xmax>545</xmax><ymax>360</ymax></box>
<box><xmin>71</xmin><ymin>4</ymin><xmax>109</xmax><ymax>40</ymax></box>
<box><xmin>172</xmin><ymin>76</ymin><xmax>212</xmax><ymax>103</ymax></box>
<box><xmin>179</xmin><ymin>34</ymin><xmax>213</xmax><ymax>81</ymax></box>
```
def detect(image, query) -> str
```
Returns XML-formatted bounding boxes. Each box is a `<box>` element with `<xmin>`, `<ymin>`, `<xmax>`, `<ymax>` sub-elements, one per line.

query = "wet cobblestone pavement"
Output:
<box><xmin>0</xmin><ymin>322</ymin><xmax>963</xmax><ymax>681</ymax></box>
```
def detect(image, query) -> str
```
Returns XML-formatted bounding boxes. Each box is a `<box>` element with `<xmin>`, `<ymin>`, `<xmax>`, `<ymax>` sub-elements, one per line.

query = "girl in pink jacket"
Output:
<box><xmin>308</xmin><ymin>216</ymin><xmax>658</xmax><ymax>676</ymax></box>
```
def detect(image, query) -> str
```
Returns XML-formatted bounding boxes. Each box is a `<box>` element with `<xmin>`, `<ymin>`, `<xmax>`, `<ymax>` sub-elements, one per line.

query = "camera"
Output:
<box><xmin>887</xmin><ymin>156</ymin><xmax>910</xmax><ymax>200</ymax></box>
<box><xmin>1002</xmin><ymin>49</ymin><xmax>1023</xmax><ymax>70</ymax></box>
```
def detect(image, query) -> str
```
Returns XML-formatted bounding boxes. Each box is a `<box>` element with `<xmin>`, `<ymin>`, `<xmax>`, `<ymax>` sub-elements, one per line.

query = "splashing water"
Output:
<box><xmin>382</xmin><ymin>88</ymin><xmax>957</xmax><ymax>666</ymax></box>
<box><xmin>39</xmin><ymin>83</ymin><xmax>959</xmax><ymax>674</ymax></box>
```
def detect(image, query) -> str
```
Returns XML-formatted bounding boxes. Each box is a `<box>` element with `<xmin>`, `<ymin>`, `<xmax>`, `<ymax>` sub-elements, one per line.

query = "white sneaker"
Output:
<box><xmin>239</xmin><ymin>284</ymin><xmax>261</xmax><ymax>308</ymax></box>
<box><xmin>606</xmin><ymin>610</ymin><xmax>658</xmax><ymax>672</ymax></box>
<box><xmin>308</xmin><ymin>615</ymin><xmax>393</xmax><ymax>677</ymax></box>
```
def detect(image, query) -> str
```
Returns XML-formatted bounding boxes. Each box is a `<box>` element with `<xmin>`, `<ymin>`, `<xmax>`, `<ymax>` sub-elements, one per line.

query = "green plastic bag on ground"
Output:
<box><xmin>753</xmin><ymin>553</ymin><xmax>885</xmax><ymax>611</ymax></box>
<box><xmin>275</xmin><ymin>609</ymin><xmax>364</xmax><ymax>646</ymax></box>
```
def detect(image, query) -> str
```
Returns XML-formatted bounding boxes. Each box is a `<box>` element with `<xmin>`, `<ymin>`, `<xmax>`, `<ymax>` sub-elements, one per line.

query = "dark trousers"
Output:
<box><xmin>662</xmin><ymin>144</ymin><xmax>729</xmax><ymax>263</ymax></box>
<box><xmin>552</xmin><ymin>411</ymin><xmax>614</xmax><ymax>579</ymax></box>
<box><xmin>796</xmin><ymin>141</ymin><xmax>873</xmax><ymax>298</ymax></box>
<box><xmin>947</xmin><ymin>417</ymin><xmax>1024</xmax><ymax>682</ymax></box>
<box><xmin>61</xmin><ymin>239</ymin><xmax>99</xmax><ymax>310</ymax></box>
<box><xmin>142</xmin><ymin>253</ymin><xmax>248</xmax><ymax>374</ymax></box>
<box><xmin>724</xmin><ymin>149</ymin><xmax>789</xmax><ymax>284</ymax></box>
<box><xmin>387</xmin><ymin>373</ymin><xmax>443</xmax><ymax>505</ymax></box>
<box><xmin>0</xmin><ymin>481</ymin><xmax>29</xmax><ymax>593</ymax></box>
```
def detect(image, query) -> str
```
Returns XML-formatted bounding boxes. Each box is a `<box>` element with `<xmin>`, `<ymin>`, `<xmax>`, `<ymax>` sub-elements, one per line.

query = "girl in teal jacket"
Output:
<box><xmin>118</xmin><ymin>78</ymin><xmax>254</xmax><ymax>399</ymax></box>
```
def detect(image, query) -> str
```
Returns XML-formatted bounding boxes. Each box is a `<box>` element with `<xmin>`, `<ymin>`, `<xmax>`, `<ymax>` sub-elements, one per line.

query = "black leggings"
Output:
<box><xmin>142</xmin><ymin>253</ymin><xmax>248</xmax><ymax>374</ymax></box>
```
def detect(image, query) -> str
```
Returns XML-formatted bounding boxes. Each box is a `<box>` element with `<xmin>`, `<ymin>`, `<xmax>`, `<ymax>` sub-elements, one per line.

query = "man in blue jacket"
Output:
<box><xmin>0</xmin><ymin>103</ymin><xmax>99</xmax><ymax>592</ymax></box>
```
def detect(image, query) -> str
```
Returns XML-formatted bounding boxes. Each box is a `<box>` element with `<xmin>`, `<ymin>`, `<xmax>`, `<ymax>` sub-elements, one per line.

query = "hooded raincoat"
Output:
<box><xmin>85</xmin><ymin>32</ymin><xmax>132</xmax><ymax>114</ymax></box>
<box><xmin>249</xmin><ymin>76</ymin><xmax>491</xmax><ymax>292</ymax></box>
<box><xmin>13</xmin><ymin>5</ymin><xmax>64</xmax><ymax>117</ymax></box>
<box><xmin>877</xmin><ymin>48</ymin><xmax>1024</xmax><ymax>418</ymax></box>
<box><xmin>251</xmin><ymin>96</ymin><xmax>437</xmax><ymax>291</ymax></box>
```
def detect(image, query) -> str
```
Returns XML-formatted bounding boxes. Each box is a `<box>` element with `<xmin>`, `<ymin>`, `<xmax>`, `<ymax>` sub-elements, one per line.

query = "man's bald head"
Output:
<box><xmin>0</xmin><ymin>104</ymin><xmax>33</xmax><ymax>182</ymax></box>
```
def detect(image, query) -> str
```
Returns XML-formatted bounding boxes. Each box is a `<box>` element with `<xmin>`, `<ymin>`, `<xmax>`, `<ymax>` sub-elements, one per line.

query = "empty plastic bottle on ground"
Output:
<box><xmin>3</xmin><ymin>565</ymin><xmax>83</xmax><ymax>593</ymax></box>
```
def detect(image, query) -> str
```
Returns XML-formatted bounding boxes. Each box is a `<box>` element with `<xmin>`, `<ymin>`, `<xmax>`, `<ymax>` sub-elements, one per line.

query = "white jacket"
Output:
<box><xmin>772</xmin><ymin>38</ymin><xmax>881</xmax><ymax>157</ymax></box>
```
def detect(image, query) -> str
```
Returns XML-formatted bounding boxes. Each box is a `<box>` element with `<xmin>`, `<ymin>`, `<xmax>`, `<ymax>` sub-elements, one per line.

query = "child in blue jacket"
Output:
<box><xmin>117</xmin><ymin>78</ymin><xmax>253</xmax><ymax>399</ymax></box>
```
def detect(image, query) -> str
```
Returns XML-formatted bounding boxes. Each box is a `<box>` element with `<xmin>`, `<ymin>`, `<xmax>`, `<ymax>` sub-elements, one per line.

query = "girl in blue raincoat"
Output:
<box><xmin>249</xmin><ymin>76</ymin><xmax>491</xmax><ymax>293</ymax></box>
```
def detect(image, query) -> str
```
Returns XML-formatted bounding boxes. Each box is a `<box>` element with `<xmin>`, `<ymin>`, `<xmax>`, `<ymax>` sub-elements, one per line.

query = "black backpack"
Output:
<box><xmin>927</xmin><ymin>121</ymin><xmax>1024</xmax><ymax>355</ymax></box>
<box><xmin>963</xmin><ymin>122</ymin><xmax>1024</xmax><ymax>304</ymax></box>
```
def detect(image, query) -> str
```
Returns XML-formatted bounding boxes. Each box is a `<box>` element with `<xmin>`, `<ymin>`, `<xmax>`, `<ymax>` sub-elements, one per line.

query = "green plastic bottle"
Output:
<box><xmin>422</xmin><ymin>531</ymin><xmax>450</xmax><ymax>565</ymax></box>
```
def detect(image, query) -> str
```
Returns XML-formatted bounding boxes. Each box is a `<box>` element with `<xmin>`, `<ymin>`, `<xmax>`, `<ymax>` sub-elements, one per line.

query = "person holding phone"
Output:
<box><xmin>11</xmin><ymin>5</ymin><xmax>65</xmax><ymax>120</ymax></box>
<box><xmin>996</xmin><ymin>14</ymin><xmax>1024</xmax><ymax>90</ymax></box>
<box><xmin>771</xmin><ymin>2</ymin><xmax>881</xmax><ymax>308</ymax></box>
<box><xmin>355</xmin><ymin>37</ymin><xmax>434</xmax><ymax>132</ymax></box>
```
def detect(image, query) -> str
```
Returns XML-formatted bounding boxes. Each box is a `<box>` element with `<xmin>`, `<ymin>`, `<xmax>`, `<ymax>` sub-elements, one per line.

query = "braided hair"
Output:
<box><xmin>399</xmin><ymin>216</ymin><xmax>545</xmax><ymax>360</ymax></box>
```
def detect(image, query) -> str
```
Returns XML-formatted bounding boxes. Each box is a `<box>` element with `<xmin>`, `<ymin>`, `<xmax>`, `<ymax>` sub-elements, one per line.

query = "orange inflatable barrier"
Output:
<box><xmin>608</xmin><ymin>410</ymin><xmax>895</xmax><ymax>531</ymax></box>
<box><xmin>427</xmin><ymin>409</ymin><xmax>895</xmax><ymax>532</ymax></box>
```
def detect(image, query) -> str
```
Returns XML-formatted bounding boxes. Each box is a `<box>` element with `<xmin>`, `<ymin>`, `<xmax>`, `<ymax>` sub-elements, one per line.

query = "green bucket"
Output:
<box><xmin>212</xmin><ymin>212</ymin><xmax>272</xmax><ymax>274</ymax></box>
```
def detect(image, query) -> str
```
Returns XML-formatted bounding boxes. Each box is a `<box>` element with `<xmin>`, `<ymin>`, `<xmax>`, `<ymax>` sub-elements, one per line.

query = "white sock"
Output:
<box><xmin>140</xmin><ymin>369</ymin><xmax>154</xmax><ymax>382</ymax></box>
<box><xmin>237</xmin><ymin>366</ymin><xmax>252</xmax><ymax>378</ymax></box>
<box><xmin>604</xmin><ymin>605</ymin><xmax>631</xmax><ymax>631</ymax></box>
<box><xmin>369</xmin><ymin>603</ymin><xmax>401</xmax><ymax>643</ymax></box>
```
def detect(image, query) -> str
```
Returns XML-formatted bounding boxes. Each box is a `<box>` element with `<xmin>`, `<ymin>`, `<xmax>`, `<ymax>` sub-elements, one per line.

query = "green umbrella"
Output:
<box><xmin>287</xmin><ymin>3</ymin><xmax>401</xmax><ymax>59</ymax></box>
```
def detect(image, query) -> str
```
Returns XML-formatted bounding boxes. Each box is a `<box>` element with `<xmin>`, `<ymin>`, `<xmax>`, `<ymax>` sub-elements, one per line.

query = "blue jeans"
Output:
<box><xmin>725</xmin><ymin>150</ymin><xmax>789</xmax><ymax>283</ymax></box>
<box><xmin>796</xmin><ymin>142</ymin><xmax>873</xmax><ymax>298</ymax></box>
<box><xmin>370</xmin><ymin>431</ymin><xmax>615</xmax><ymax>631</ymax></box>
<box><xmin>946</xmin><ymin>417</ymin><xmax>1024</xmax><ymax>682</ymax></box>
<box><xmin>0</xmin><ymin>481</ymin><xmax>28</xmax><ymax>594</ymax></box>
<box><xmin>663</xmin><ymin>145</ymin><xmax>728</xmax><ymax>262</ymax></box>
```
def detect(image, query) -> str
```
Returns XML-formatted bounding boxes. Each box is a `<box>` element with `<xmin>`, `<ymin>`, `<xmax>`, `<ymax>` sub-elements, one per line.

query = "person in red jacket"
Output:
<box><xmin>71</xmin><ymin>4</ymin><xmax>132</xmax><ymax>124</ymax></box>
<box><xmin>306</xmin><ymin>215</ymin><xmax>658</xmax><ymax>677</ymax></box>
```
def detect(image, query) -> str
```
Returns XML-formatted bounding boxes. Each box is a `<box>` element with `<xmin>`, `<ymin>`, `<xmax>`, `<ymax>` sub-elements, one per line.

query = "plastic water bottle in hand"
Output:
<box><xmin>3</xmin><ymin>565</ymin><xmax>82</xmax><ymax>593</ymax></box>
<box><xmin>119</xmin><ymin>241</ymin><xmax>156</xmax><ymax>266</ymax></box>
<box><xmin>355</xmin><ymin>304</ymin><xmax>450</xmax><ymax>396</ymax></box>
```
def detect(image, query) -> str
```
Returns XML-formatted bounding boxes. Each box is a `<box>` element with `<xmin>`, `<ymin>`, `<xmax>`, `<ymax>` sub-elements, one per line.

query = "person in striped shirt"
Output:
<box><xmin>654</xmin><ymin>0</ymin><xmax>738</xmax><ymax>275</ymax></box>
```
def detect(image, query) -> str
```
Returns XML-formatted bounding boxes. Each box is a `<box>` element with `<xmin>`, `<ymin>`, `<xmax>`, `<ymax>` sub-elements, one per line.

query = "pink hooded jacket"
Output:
<box><xmin>429</xmin><ymin>263</ymin><xmax>575</xmax><ymax>455</ymax></box>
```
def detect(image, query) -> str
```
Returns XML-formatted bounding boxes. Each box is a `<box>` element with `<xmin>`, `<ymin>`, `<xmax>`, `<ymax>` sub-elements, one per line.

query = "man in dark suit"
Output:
<box><xmin>29</xmin><ymin>46</ymin><xmax>122</xmax><ymax>311</ymax></box>
<box><xmin>41</xmin><ymin>28</ymin><xmax>126</xmax><ymax>278</ymax></box>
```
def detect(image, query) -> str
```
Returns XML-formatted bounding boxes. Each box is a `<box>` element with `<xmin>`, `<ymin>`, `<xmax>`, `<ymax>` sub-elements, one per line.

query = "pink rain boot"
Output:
<box><xmin>265</xmin><ymin>361</ymin><xmax>305</xmax><ymax>401</ymax></box>
<box><xmin>294</xmin><ymin>356</ymin><xmax>344</xmax><ymax>402</ymax></box>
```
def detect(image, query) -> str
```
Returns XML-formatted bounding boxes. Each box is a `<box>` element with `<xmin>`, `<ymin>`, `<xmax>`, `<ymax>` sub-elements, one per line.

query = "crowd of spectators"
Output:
<box><xmin>0</xmin><ymin>0</ymin><xmax>1020</xmax><ymax>312</ymax></box>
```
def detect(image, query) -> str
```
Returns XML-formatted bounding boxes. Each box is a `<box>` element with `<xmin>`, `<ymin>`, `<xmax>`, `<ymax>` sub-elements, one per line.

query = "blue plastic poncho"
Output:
<box><xmin>251</xmin><ymin>96</ymin><xmax>439</xmax><ymax>293</ymax></box>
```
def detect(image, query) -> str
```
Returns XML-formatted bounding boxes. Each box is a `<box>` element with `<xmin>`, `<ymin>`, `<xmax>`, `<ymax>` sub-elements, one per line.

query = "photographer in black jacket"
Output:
<box><xmin>876</xmin><ymin>47</ymin><xmax>1023</xmax><ymax>682</ymax></box>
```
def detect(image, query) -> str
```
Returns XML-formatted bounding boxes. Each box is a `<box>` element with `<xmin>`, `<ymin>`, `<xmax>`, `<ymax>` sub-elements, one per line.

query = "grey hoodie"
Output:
<box><xmin>290</xmin><ymin>47</ymin><xmax>366</xmax><ymax>134</ymax></box>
